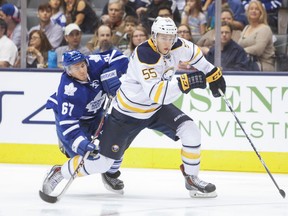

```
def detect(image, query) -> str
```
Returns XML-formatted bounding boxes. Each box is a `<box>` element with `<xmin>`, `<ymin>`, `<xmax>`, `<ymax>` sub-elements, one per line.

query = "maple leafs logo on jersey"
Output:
<box><xmin>86</xmin><ymin>91</ymin><xmax>105</xmax><ymax>113</ymax></box>
<box><xmin>64</xmin><ymin>83</ymin><xmax>77</xmax><ymax>96</ymax></box>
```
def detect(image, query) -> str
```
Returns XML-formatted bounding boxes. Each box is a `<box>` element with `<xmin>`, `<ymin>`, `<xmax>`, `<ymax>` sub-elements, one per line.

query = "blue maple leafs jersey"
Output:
<box><xmin>46</xmin><ymin>49</ymin><xmax>128</xmax><ymax>157</ymax></box>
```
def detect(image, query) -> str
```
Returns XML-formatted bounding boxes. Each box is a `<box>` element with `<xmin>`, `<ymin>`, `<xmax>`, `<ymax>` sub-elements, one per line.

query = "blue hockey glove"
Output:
<box><xmin>206</xmin><ymin>67</ymin><xmax>226</xmax><ymax>97</ymax></box>
<box><xmin>100</xmin><ymin>69</ymin><xmax>121</xmax><ymax>97</ymax></box>
<box><xmin>177</xmin><ymin>71</ymin><xmax>207</xmax><ymax>94</ymax></box>
<box><xmin>74</xmin><ymin>141</ymin><xmax>96</xmax><ymax>157</ymax></box>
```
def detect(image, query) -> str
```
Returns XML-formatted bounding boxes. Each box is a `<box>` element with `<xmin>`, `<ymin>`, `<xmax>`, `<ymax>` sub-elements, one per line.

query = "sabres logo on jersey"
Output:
<box><xmin>162</xmin><ymin>67</ymin><xmax>175</xmax><ymax>81</ymax></box>
<box><xmin>64</xmin><ymin>83</ymin><xmax>77</xmax><ymax>96</ymax></box>
<box><xmin>86</xmin><ymin>91</ymin><xmax>105</xmax><ymax>113</ymax></box>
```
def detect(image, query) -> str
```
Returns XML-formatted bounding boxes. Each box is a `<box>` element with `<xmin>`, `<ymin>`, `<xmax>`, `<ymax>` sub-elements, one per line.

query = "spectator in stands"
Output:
<box><xmin>205</xmin><ymin>21</ymin><xmax>250</xmax><ymax>71</ymax></box>
<box><xmin>207</xmin><ymin>0</ymin><xmax>247</xmax><ymax>31</ymax></box>
<box><xmin>117</xmin><ymin>15</ymin><xmax>138</xmax><ymax>52</ymax></box>
<box><xmin>55</xmin><ymin>23</ymin><xmax>91</xmax><ymax>68</ymax></box>
<box><xmin>0</xmin><ymin>18</ymin><xmax>17</xmax><ymax>68</ymax></box>
<box><xmin>242</xmin><ymin>0</ymin><xmax>282</xmax><ymax>33</ymax></box>
<box><xmin>181</xmin><ymin>0</ymin><xmax>207</xmax><ymax>36</ymax></box>
<box><xmin>29</xmin><ymin>3</ymin><xmax>64</xmax><ymax>49</ymax></box>
<box><xmin>175</xmin><ymin>0</ymin><xmax>186</xmax><ymax>13</ymax></box>
<box><xmin>101</xmin><ymin>0</ymin><xmax>139</xmax><ymax>19</ymax></box>
<box><xmin>26</xmin><ymin>30</ymin><xmax>53</xmax><ymax>68</ymax></box>
<box><xmin>49</xmin><ymin>0</ymin><xmax>66</xmax><ymax>29</ymax></box>
<box><xmin>177</xmin><ymin>24</ymin><xmax>197</xmax><ymax>71</ymax></box>
<box><xmin>177</xmin><ymin>23</ymin><xmax>193</xmax><ymax>41</ymax></box>
<box><xmin>202</xmin><ymin>0</ymin><xmax>213</xmax><ymax>12</ymax></box>
<box><xmin>63</xmin><ymin>0</ymin><xmax>99</xmax><ymax>34</ymax></box>
<box><xmin>86</xmin><ymin>24</ymin><xmax>116</xmax><ymax>53</ymax></box>
<box><xmin>140</xmin><ymin>0</ymin><xmax>181</xmax><ymax>33</ymax></box>
<box><xmin>157</xmin><ymin>5</ymin><xmax>179</xmax><ymax>25</ymax></box>
<box><xmin>197</xmin><ymin>8</ymin><xmax>242</xmax><ymax>55</ymax></box>
<box><xmin>238</xmin><ymin>0</ymin><xmax>275</xmax><ymax>71</ymax></box>
<box><xmin>101</xmin><ymin>0</ymin><xmax>126</xmax><ymax>46</ymax></box>
<box><xmin>0</xmin><ymin>1</ymin><xmax>7</xmax><ymax>7</ymax></box>
<box><xmin>123</xmin><ymin>25</ymin><xmax>148</xmax><ymax>57</ymax></box>
<box><xmin>0</xmin><ymin>3</ymin><xmax>24</xmax><ymax>49</ymax></box>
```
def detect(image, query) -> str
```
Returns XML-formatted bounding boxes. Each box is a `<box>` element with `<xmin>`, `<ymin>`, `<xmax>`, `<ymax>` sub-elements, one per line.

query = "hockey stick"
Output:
<box><xmin>39</xmin><ymin>96</ymin><xmax>113</xmax><ymax>203</ymax></box>
<box><xmin>218</xmin><ymin>89</ymin><xmax>286</xmax><ymax>199</ymax></box>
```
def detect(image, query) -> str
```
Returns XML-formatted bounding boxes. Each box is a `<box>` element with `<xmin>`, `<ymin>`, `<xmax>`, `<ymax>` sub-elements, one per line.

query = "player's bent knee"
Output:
<box><xmin>176</xmin><ymin>120</ymin><xmax>201</xmax><ymax>146</ymax></box>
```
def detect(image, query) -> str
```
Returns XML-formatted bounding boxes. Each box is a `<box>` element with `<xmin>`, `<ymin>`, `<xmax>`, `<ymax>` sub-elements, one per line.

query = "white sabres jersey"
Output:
<box><xmin>114</xmin><ymin>37</ymin><xmax>215</xmax><ymax>119</ymax></box>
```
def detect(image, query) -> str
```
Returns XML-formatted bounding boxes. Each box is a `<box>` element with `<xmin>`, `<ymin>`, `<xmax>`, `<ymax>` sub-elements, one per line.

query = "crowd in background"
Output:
<box><xmin>0</xmin><ymin>0</ymin><xmax>287</xmax><ymax>72</ymax></box>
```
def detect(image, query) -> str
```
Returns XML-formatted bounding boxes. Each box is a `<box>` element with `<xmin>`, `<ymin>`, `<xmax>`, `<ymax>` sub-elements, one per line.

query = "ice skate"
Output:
<box><xmin>180</xmin><ymin>164</ymin><xmax>217</xmax><ymax>198</ymax></box>
<box><xmin>101</xmin><ymin>171</ymin><xmax>124</xmax><ymax>195</ymax></box>
<box><xmin>42</xmin><ymin>165</ymin><xmax>64</xmax><ymax>195</ymax></box>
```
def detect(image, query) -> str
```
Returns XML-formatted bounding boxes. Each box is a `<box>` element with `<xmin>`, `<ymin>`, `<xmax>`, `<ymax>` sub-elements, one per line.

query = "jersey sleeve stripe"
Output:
<box><xmin>192</xmin><ymin>47</ymin><xmax>201</xmax><ymax>60</ymax></box>
<box><xmin>48</xmin><ymin>96</ymin><xmax>58</xmax><ymax>105</ymax></box>
<box><xmin>153</xmin><ymin>81</ymin><xmax>165</xmax><ymax>103</ymax></box>
<box><xmin>191</xmin><ymin>55</ymin><xmax>203</xmax><ymax>65</ymax></box>
<box><xmin>63</xmin><ymin>124</ymin><xmax>79</xmax><ymax>136</ymax></box>
<box><xmin>110</xmin><ymin>53</ymin><xmax>128</xmax><ymax>63</ymax></box>
<box><xmin>59</xmin><ymin>120</ymin><xmax>79</xmax><ymax>125</ymax></box>
<box><xmin>116</xmin><ymin>91</ymin><xmax>157</xmax><ymax>113</ymax></box>
<box><xmin>108</xmin><ymin>49</ymin><xmax>117</xmax><ymax>63</ymax></box>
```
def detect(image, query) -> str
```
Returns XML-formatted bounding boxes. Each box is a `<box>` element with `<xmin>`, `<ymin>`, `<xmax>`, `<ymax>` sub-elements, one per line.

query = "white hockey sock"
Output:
<box><xmin>176</xmin><ymin>120</ymin><xmax>201</xmax><ymax>176</ymax></box>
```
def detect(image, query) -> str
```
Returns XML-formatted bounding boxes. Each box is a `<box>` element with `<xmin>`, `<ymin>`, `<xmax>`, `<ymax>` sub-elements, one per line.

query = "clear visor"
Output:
<box><xmin>156</xmin><ymin>34</ymin><xmax>176</xmax><ymax>44</ymax></box>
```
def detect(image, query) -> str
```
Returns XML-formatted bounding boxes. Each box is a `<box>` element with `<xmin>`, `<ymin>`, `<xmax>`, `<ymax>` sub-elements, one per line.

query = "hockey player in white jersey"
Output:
<box><xmin>44</xmin><ymin>17</ymin><xmax>226</xmax><ymax>198</ymax></box>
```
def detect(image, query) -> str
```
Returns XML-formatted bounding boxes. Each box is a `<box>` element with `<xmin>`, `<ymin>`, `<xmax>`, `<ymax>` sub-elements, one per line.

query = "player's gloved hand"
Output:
<box><xmin>206</xmin><ymin>67</ymin><xmax>226</xmax><ymax>97</ymax></box>
<box><xmin>177</xmin><ymin>71</ymin><xmax>207</xmax><ymax>94</ymax></box>
<box><xmin>74</xmin><ymin>141</ymin><xmax>96</xmax><ymax>157</ymax></box>
<box><xmin>100</xmin><ymin>69</ymin><xmax>121</xmax><ymax>97</ymax></box>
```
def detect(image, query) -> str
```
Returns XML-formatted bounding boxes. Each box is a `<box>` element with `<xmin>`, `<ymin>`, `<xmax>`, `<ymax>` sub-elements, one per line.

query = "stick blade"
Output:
<box><xmin>279</xmin><ymin>189</ymin><xmax>286</xmax><ymax>199</ymax></box>
<box><xmin>39</xmin><ymin>190</ymin><xmax>58</xmax><ymax>203</ymax></box>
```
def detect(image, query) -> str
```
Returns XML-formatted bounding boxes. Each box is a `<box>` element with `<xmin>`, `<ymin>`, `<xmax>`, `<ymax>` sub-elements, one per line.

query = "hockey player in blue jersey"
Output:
<box><xmin>42</xmin><ymin>49</ymin><xmax>128</xmax><ymax>195</ymax></box>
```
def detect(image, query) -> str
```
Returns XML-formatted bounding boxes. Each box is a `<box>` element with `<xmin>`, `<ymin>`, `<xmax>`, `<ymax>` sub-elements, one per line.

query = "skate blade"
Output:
<box><xmin>103</xmin><ymin>183</ymin><xmax>124</xmax><ymax>195</ymax></box>
<box><xmin>189</xmin><ymin>190</ymin><xmax>217</xmax><ymax>198</ymax></box>
<box><xmin>39</xmin><ymin>190</ymin><xmax>58</xmax><ymax>203</ymax></box>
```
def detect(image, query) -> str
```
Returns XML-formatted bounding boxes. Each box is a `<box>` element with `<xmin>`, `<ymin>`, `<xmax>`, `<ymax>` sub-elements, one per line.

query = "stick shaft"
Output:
<box><xmin>218</xmin><ymin>89</ymin><xmax>285</xmax><ymax>198</ymax></box>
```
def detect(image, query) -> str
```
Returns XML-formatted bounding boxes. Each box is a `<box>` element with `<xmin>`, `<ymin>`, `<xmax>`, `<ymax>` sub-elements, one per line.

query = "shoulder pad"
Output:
<box><xmin>136</xmin><ymin>41</ymin><xmax>161</xmax><ymax>65</ymax></box>
<box><xmin>171</xmin><ymin>39</ymin><xmax>183</xmax><ymax>50</ymax></box>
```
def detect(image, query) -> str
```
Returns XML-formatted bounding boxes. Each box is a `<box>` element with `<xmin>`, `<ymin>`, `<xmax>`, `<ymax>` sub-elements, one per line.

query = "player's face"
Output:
<box><xmin>68</xmin><ymin>61</ymin><xmax>88</xmax><ymax>81</ymax></box>
<box><xmin>156</xmin><ymin>33</ymin><xmax>176</xmax><ymax>55</ymax></box>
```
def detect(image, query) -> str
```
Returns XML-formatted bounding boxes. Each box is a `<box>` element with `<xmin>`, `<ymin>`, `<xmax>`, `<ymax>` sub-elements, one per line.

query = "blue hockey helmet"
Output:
<box><xmin>62</xmin><ymin>50</ymin><xmax>86</xmax><ymax>67</ymax></box>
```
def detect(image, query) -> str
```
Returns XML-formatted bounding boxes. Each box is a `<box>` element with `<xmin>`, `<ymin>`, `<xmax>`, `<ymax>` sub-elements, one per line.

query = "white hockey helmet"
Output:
<box><xmin>151</xmin><ymin>16</ymin><xmax>178</xmax><ymax>44</ymax></box>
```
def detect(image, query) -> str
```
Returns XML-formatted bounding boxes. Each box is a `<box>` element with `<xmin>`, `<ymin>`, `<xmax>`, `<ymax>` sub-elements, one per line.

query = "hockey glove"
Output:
<box><xmin>100</xmin><ymin>69</ymin><xmax>121</xmax><ymax>97</ymax></box>
<box><xmin>177</xmin><ymin>71</ymin><xmax>207</xmax><ymax>94</ymax></box>
<box><xmin>206</xmin><ymin>67</ymin><xmax>226</xmax><ymax>97</ymax></box>
<box><xmin>73</xmin><ymin>140</ymin><xmax>96</xmax><ymax>157</ymax></box>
